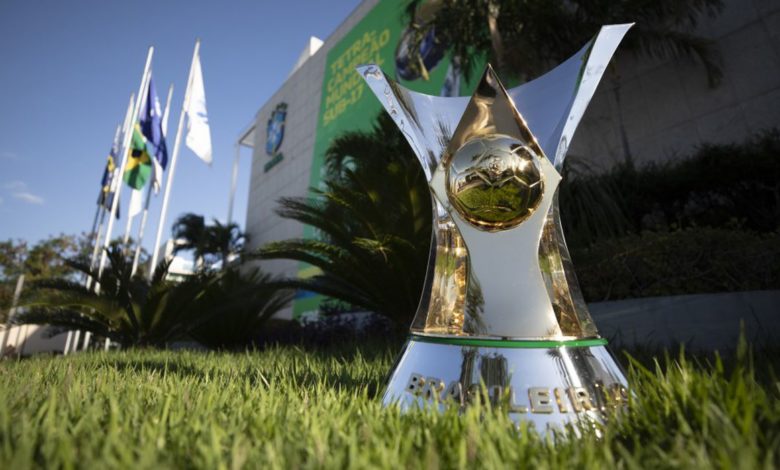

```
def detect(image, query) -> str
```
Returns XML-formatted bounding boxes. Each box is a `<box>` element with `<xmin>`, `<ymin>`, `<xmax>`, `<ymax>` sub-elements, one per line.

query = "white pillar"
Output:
<box><xmin>63</xmin><ymin>332</ymin><xmax>73</xmax><ymax>356</ymax></box>
<box><xmin>82</xmin><ymin>331</ymin><xmax>92</xmax><ymax>351</ymax></box>
<box><xmin>71</xmin><ymin>330</ymin><xmax>81</xmax><ymax>354</ymax></box>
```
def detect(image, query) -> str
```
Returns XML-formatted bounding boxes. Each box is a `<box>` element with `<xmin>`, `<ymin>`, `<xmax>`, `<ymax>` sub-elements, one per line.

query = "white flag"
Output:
<box><xmin>151</xmin><ymin>158</ymin><xmax>163</xmax><ymax>194</ymax></box>
<box><xmin>185</xmin><ymin>53</ymin><xmax>212</xmax><ymax>165</ymax></box>
<box><xmin>128</xmin><ymin>188</ymin><xmax>143</xmax><ymax>218</ymax></box>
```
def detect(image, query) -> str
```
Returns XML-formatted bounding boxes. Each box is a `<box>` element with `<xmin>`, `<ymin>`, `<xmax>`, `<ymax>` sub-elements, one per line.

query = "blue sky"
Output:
<box><xmin>0</xmin><ymin>0</ymin><xmax>362</xmax><ymax>252</ymax></box>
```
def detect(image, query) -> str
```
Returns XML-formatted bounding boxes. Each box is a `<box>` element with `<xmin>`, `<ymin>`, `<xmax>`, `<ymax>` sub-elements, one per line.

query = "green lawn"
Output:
<box><xmin>0</xmin><ymin>342</ymin><xmax>777</xmax><ymax>469</ymax></box>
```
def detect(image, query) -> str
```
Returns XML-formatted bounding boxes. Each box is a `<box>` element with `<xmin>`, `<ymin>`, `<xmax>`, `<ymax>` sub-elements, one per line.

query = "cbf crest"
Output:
<box><xmin>264</xmin><ymin>102</ymin><xmax>287</xmax><ymax>172</ymax></box>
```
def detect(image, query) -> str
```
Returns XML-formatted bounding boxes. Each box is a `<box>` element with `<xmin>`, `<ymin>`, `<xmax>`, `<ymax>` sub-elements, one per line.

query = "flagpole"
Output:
<box><xmin>86</xmin><ymin>201</ymin><xmax>102</xmax><ymax>262</ymax></box>
<box><xmin>97</xmin><ymin>47</ymin><xmax>154</xmax><ymax>286</ymax></box>
<box><xmin>162</xmin><ymin>83</ymin><xmax>174</xmax><ymax>135</ymax></box>
<box><xmin>131</xmin><ymin>83</ymin><xmax>174</xmax><ymax>276</ymax></box>
<box><xmin>227</xmin><ymin>143</ymin><xmax>239</xmax><ymax>224</ymax></box>
<box><xmin>121</xmin><ymin>194</ymin><xmax>135</xmax><ymax>250</ymax></box>
<box><xmin>75</xmin><ymin>118</ymin><xmax>128</xmax><ymax>354</ymax></box>
<box><xmin>86</xmin><ymin>201</ymin><xmax>107</xmax><ymax>285</ymax></box>
<box><xmin>86</xmin><ymin>115</ymin><xmax>132</xmax><ymax>292</ymax></box>
<box><xmin>149</xmin><ymin>40</ymin><xmax>200</xmax><ymax>277</ymax></box>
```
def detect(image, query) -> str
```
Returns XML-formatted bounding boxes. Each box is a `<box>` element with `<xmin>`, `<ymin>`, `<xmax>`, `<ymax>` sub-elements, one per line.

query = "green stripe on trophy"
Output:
<box><xmin>410</xmin><ymin>334</ymin><xmax>608</xmax><ymax>349</ymax></box>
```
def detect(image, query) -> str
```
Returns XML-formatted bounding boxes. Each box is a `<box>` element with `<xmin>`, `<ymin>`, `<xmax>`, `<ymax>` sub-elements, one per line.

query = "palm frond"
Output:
<box><xmin>12</xmin><ymin>307</ymin><xmax>122</xmax><ymax>343</ymax></box>
<box><xmin>259</xmin><ymin>112</ymin><xmax>431</xmax><ymax>326</ymax></box>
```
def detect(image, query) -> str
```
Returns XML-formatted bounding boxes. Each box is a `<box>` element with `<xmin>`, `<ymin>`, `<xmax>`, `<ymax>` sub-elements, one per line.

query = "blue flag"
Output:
<box><xmin>139</xmin><ymin>77</ymin><xmax>168</xmax><ymax>171</ymax></box>
<box><xmin>98</xmin><ymin>147</ymin><xmax>120</xmax><ymax>219</ymax></box>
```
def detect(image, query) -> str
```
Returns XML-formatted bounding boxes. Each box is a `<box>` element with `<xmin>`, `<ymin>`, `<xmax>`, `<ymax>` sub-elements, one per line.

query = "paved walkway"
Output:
<box><xmin>590</xmin><ymin>290</ymin><xmax>780</xmax><ymax>351</ymax></box>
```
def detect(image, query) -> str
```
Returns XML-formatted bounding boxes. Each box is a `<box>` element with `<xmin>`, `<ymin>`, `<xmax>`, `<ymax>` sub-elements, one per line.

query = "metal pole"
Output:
<box><xmin>0</xmin><ymin>274</ymin><xmax>25</xmax><ymax>356</ymax></box>
<box><xmin>162</xmin><ymin>83</ymin><xmax>174</xmax><ymax>136</ymax></box>
<box><xmin>130</xmin><ymin>83</ymin><xmax>174</xmax><ymax>277</ymax></box>
<box><xmin>227</xmin><ymin>143</ymin><xmax>240</xmax><ymax>224</ymax></box>
<box><xmin>149</xmin><ymin>40</ymin><xmax>200</xmax><ymax>277</ymax></box>
<box><xmin>87</xmin><ymin>120</ymin><xmax>129</xmax><ymax>292</ymax></box>
<box><xmin>75</xmin><ymin>180</ymin><xmax>111</xmax><ymax>348</ymax></box>
<box><xmin>97</xmin><ymin>46</ymin><xmax>154</xmax><ymax>286</ymax></box>
<box><xmin>86</xmin><ymin>196</ymin><xmax>108</xmax><ymax>291</ymax></box>
<box><xmin>122</xmin><ymin>192</ymin><xmax>135</xmax><ymax>250</ymax></box>
<box><xmin>87</xmin><ymin>202</ymin><xmax>101</xmax><ymax>261</ymax></box>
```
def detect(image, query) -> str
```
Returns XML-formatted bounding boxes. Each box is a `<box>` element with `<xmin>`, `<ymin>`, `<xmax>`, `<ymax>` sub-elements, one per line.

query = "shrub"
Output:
<box><xmin>561</xmin><ymin>130</ymin><xmax>780</xmax><ymax>248</ymax></box>
<box><xmin>573</xmin><ymin>227</ymin><xmax>780</xmax><ymax>301</ymax></box>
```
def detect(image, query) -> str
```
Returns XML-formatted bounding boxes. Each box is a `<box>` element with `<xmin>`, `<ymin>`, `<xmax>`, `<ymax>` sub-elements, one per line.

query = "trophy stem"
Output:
<box><xmin>384</xmin><ymin>336</ymin><xmax>628</xmax><ymax>432</ymax></box>
<box><xmin>538</xmin><ymin>191</ymin><xmax>599</xmax><ymax>337</ymax></box>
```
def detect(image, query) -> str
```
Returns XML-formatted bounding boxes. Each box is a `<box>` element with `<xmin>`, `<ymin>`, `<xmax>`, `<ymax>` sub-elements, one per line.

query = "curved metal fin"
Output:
<box><xmin>507</xmin><ymin>23</ymin><xmax>633</xmax><ymax>168</ymax></box>
<box><xmin>356</xmin><ymin>64</ymin><xmax>469</xmax><ymax>181</ymax></box>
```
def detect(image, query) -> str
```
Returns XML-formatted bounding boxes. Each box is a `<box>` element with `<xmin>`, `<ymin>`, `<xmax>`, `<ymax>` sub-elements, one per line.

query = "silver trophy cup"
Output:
<box><xmin>358</xmin><ymin>24</ymin><xmax>633</xmax><ymax>431</ymax></box>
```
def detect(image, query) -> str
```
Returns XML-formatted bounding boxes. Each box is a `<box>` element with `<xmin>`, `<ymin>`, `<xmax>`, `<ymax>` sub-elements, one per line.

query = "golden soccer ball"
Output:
<box><xmin>446</xmin><ymin>135</ymin><xmax>544</xmax><ymax>231</ymax></box>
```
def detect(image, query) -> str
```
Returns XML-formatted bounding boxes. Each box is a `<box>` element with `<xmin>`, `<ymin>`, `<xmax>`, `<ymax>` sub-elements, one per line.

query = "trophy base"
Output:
<box><xmin>383</xmin><ymin>335</ymin><xmax>628</xmax><ymax>432</ymax></box>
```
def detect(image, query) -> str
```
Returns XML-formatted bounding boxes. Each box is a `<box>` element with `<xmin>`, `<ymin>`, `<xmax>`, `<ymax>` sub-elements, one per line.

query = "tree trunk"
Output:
<box><xmin>610</xmin><ymin>71</ymin><xmax>634</xmax><ymax>168</ymax></box>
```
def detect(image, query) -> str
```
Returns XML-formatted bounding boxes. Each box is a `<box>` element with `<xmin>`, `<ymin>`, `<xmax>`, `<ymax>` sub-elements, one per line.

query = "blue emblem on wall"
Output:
<box><xmin>264</xmin><ymin>102</ymin><xmax>287</xmax><ymax>172</ymax></box>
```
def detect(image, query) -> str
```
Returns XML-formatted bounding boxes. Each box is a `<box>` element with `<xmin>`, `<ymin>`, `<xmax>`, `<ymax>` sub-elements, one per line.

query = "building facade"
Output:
<box><xmin>240</xmin><ymin>0</ymin><xmax>780</xmax><ymax>319</ymax></box>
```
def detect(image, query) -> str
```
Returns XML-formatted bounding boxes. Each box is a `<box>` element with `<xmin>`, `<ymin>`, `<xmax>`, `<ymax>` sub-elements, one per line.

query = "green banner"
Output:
<box><xmin>293</xmin><ymin>0</ymin><xmax>476</xmax><ymax>318</ymax></box>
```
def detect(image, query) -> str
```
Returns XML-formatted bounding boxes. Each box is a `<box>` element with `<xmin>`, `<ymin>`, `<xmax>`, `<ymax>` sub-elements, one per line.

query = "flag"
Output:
<box><xmin>185</xmin><ymin>53</ymin><xmax>212</xmax><ymax>164</ymax></box>
<box><xmin>128</xmin><ymin>188</ymin><xmax>143</xmax><ymax>218</ymax></box>
<box><xmin>98</xmin><ymin>139</ymin><xmax>120</xmax><ymax>219</ymax></box>
<box><xmin>140</xmin><ymin>77</ymin><xmax>168</xmax><ymax>191</ymax></box>
<box><xmin>125</xmin><ymin>76</ymin><xmax>168</xmax><ymax>191</ymax></box>
<box><xmin>124</xmin><ymin>123</ymin><xmax>152</xmax><ymax>190</ymax></box>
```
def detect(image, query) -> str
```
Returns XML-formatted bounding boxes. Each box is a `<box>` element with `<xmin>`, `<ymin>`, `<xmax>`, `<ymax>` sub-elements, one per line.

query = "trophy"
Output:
<box><xmin>358</xmin><ymin>24</ymin><xmax>633</xmax><ymax>431</ymax></box>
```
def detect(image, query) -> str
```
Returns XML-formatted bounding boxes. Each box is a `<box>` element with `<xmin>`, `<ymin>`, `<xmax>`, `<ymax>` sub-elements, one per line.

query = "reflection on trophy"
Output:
<box><xmin>358</xmin><ymin>24</ymin><xmax>635</xmax><ymax>432</ymax></box>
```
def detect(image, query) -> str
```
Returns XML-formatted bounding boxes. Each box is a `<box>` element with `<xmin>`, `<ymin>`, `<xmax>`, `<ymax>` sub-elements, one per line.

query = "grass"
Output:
<box><xmin>0</xmin><ymin>341</ymin><xmax>778</xmax><ymax>469</ymax></box>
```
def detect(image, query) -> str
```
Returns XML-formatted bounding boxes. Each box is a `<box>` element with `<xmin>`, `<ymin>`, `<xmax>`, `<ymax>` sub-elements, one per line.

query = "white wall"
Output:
<box><xmin>570</xmin><ymin>0</ymin><xmax>780</xmax><ymax>169</ymax></box>
<box><xmin>244</xmin><ymin>0</ymin><xmax>379</xmax><ymax>318</ymax></box>
<box><xmin>0</xmin><ymin>325</ymin><xmax>68</xmax><ymax>357</ymax></box>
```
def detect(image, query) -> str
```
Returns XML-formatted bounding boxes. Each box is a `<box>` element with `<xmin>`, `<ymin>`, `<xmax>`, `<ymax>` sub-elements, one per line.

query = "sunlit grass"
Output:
<box><xmin>0</xmin><ymin>342</ymin><xmax>777</xmax><ymax>469</ymax></box>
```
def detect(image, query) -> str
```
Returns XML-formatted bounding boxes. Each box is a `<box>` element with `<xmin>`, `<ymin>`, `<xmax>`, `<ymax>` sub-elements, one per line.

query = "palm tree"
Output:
<box><xmin>205</xmin><ymin>220</ymin><xmax>247</xmax><ymax>268</ymax></box>
<box><xmin>15</xmin><ymin>247</ymin><xmax>218</xmax><ymax>347</ymax></box>
<box><xmin>254</xmin><ymin>113</ymin><xmax>431</xmax><ymax>328</ymax></box>
<box><xmin>171</xmin><ymin>213</ymin><xmax>208</xmax><ymax>266</ymax></box>
<box><xmin>403</xmin><ymin>0</ymin><xmax>724</xmax><ymax>164</ymax></box>
<box><xmin>15</xmin><ymin>247</ymin><xmax>289</xmax><ymax>348</ymax></box>
<box><xmin>171</xmin><ymin>214</ymin><xmax>248</xmax><ymax>270</ymax></box>
<box><xmin>189</xmin><ymin>269</ymin><xmax>293</xmax><ymax>349</ymax></box>
<box><xmin>404</xmin><ymin>0</ymin><xmax>723</xmax><ymax>85</ymax></box>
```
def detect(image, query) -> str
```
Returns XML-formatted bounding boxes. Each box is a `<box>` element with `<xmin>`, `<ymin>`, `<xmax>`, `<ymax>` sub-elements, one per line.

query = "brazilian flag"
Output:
<box><xmin>124</xmin><ymin>123</ymin><xmax>152</xmax><ymax>190</ymax></box>
<box><xmin>124</xmin><ymin>78</ymin><xmax>168</xmax><ymax>191</ymax></box>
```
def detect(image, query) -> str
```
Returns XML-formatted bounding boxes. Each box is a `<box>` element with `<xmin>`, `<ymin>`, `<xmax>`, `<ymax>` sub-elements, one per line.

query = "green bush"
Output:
<box><xmin>573</xmin><ymin>228</ymin><xmax>780</xmax><ymax>301</ymax></box>
<box><xmin>560</xmin><ymin>130</ymin><xmax>780</xmax><ymax>300</ymax></box>
<box><xmin>16</xmin><ymin>248</ymin><xmax>291</xmax><ymax>349</ymax></box>
<box><xmin>561</xmin><ymin>130</ymin><xmax>780</xmax><ymax>248</ymax></box>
